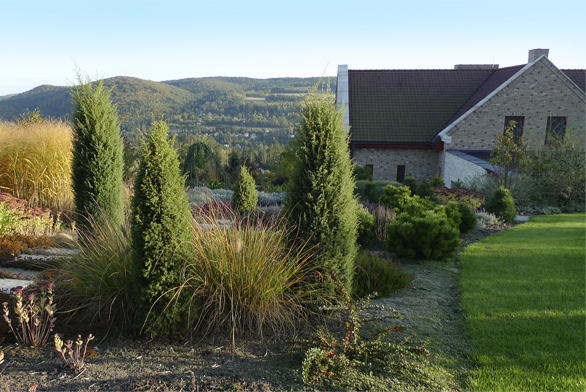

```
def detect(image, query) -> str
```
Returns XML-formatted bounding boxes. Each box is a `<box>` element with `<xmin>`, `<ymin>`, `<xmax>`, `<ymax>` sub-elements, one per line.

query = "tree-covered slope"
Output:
<box><xmin>0</xmin><ymin>76</ymin><xmax>336</xmax><ymax>146</ymax></box>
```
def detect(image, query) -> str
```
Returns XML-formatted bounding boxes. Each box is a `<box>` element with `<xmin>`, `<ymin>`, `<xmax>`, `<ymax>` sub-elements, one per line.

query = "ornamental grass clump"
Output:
<box><xmin>55</xmin><ymin>212</ymin><xmax>134</xmax><ymax>329</ymax></box>
<box><xmin>362</xmin><ymin>202</ymin><xmax>396</xmax><ymax>242</ymax></box>
<box><xmin>0</xmin><ymin>119</ymin><xmax>74</xmax><ymax>215</ymax></box>
<box><xmin>352</xmin><ymin>251</ymin><xmax>414</xmax><ymax>299</ymax></box>
<box><xmin>185</xmin><ymin>208</ymin><xmax>319</xmax><ymax>339</ymax></box>
<box><xmin>2</xmin><ymin>282</ymin><xmax>56</xmax><ymax>348</ymax></box>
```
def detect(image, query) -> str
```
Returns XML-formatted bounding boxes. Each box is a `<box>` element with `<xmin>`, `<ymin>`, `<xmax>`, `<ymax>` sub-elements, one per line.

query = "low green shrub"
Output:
<box><xmin>432</xmin><ymin>175</ymin><xmax>445</xmax><ymax>187</ymax></box>
<box><xmin>475</xmin><ymin>209</ymin><xmax>503</xmax><ymax>228</ymax></box>
<box><xmin>354</xmin><ymin>180</ymin><xmax>400</xmax><ymax>202</ymax></box>
<box><xmin>386</xmin><ymin>209</ymin><xmax>461</xmax><ymax>260</ymax></box>
<box><xmin>353</xmin><ymin>165</ymin><xmax>373</xmax><ymax>181</ymax></box>
<box><xmin>256</xmin><ymin>191</ymin><xmax>286</xmax><ymax>206</ymax></box>
<box><xmin>379</xmin><ymin>185</ymin><xmax>412</xmax><ymax>212</ymax></box>
<box><xmin>403</xmin><ymin>175</ymin><xmax>417</xmax><ymax>196</ymax></box>
<box><xmin>444</xmin><ymin>202</ymin><xmax>463</xmax><ymax>232</ymax></box>
<box><xmin>356</xmin><ymin>206</ymin><xmax>375</xmax><ymax>249</ymax></box>
<box><xmin>486</xmin><ymin>186</ymin><xmax>516</xmax><ymax>222</ymax></box>
<box><xmin>353</xmin><ymin>251</ymin><xmax>414</xmax><ymax>298</ymax></box>
<box><xmin>457</xmin><ymin>202</ymin><xmax>478</xmax><ymax>233</ymax></box>
<box><xmin>416</xmin><ymin>178</ymin><xmax>435</xmax><ymax>200</ymax></box>
<box><xmin>380</xmin><ymin>185</ymin><xmax>436</xmax><ymax>214</ymax></box>
<box><xmin>363</xmin><ymin>181</ymin><xmax>377</xmax><ymax>203</ymax></box>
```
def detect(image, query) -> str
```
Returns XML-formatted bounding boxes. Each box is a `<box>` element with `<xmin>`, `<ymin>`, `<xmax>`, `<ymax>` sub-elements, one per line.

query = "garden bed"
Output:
<box><xmin>0</xmin><ymin>224</ymin><xmax>516</xmax><ymax>391</ymax></box>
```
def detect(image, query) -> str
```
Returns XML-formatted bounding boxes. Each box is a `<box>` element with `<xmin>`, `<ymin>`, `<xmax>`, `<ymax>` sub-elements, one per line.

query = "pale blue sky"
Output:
<box><xmin>1</xmin><ymin>0</ymin><xmax>584</xmax><ymax>96</ymax></box>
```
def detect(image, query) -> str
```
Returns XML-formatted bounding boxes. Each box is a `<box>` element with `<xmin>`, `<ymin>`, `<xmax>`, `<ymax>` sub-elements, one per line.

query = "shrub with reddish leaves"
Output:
<box><xmin>0</xmin><ymin>192</ymin><xmax>61</xmax><ymax>237</ymax></box>
<box><xmin>192</xmin><ymin>199</ymin><xmax>232</xmax><ymax>220</ymax></box>
<box><xmin>289</xmin><ymin>274</ymin><xmax>447</xmax><ymax>391</ymax></box>
<box><xmin>432</xmin><ymin>186</ymin><xmax>485</xmax><ymax>210</ymax></box>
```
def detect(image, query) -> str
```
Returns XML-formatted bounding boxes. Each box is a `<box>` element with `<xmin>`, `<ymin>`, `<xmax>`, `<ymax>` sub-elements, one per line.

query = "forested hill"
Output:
<box><xmin>0</xmin><ymin>76</ymin><xmax>336</xmax><ymax>148</ymax></box>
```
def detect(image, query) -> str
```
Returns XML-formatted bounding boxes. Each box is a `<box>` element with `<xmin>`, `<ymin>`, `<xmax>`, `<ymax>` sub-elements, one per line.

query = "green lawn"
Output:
<box><xmin>459</xmin><ymin>213</ymin><xmax>585</xmax><ymax>391</ymax></box>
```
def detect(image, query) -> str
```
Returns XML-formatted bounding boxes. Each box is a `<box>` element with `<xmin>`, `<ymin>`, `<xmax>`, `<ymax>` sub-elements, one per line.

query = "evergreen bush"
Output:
<box><xmin>457</xmin><ymin>202</ymin><xmax>477</xmax><ymax>234</ymax></box>
<box><xmin>353</xmin><ymin>251</ymin><xmax>414</xmax><ymax>298</ymax></box>
<box><xmin>403</xmin><ymin>175</ymin><xmax>417</xmax><ymax>196</ymax></box>
<box><xmin>432</xmin><ymin>175</ymin><xmax>445</xmax><ymax>187</ymax></box>
<box><xmin>131</xmin><ymin>120</ymin><xmax>194</xmax><ymax>337</ymax></box>
<box><xmin>283</xmin><ymin>86</ymin><xmax>358</xmax><ymax>292</ymax></box>
<box><xmin>386</xmin><ymin>209</ymin><xmax>461</xmax><ymax>260</ymax></box>
<box><xmin>416</xmin><ymin>178</ymin><xmax>436</xmax><ymax>200</ymax></box>
<box><xmin>485</xmin><ymin>186</ymin><xmax>516</xmax><ymax>222</ymax></box>
<box><xmin>231</xmin><ymin>166</ymin><xmax>258</xmax><ymax>215</ymax></box>
<box><xmin>443</xmin><ymin>202</ymin><xmax>462</xmax><ymax>232</ymax></box>
<box><xmin>380</xmin><ymin>184</ymin><xmax>435</xmax><ymax>214</ymax></box>
<box><xmin>356</xmin><ymin>205</ymin><xmax>375</xmax><ymax>249</ymax></box>
<box><xmin>379</xmin><ymin>185</ymin><xmax>412</xmax><ymax>212</ymax></box>
<box><xmin>70</xmin><ymin>75</ymin><xmax>125</xmax><ymax>232</ymax></box>
<box><xmin>353</xmin><ymin>165</ymin><xmax>373</xmax><ymax>181</ymax></box>
<box><xmin>363</xmin><ymin>181</ymin><xmax>378</xmax><ymax>203</ymax></box>
<box><xmin>354</xmin><ymin>180</ymin><xmax>400</xmax><ymax>202</ymax></box>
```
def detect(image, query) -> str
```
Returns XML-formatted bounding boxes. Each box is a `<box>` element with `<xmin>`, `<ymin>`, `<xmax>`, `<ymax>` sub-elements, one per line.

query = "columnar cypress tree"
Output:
<box><xmin>283</xmin><ymin>86</ymin><xmax>358</xmax><ymax>292</ymax></box>
<box><xmin>131</xmin><ymin>120</ymin><xmax>194</xmax><ymax>337</ymax></box>
<box><xmin>231</xmin><ymin>165</ymin><xmax>258</xmax><ymax>215</ymax></box>
<box><xmin>71</xmin><ymin>75</ymin><xmax>125</xmax><ymax>231</ymax></box>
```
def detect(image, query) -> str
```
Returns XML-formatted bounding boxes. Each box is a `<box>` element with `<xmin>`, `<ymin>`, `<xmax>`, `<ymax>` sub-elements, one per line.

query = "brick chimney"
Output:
<box><xmin>528</xmin><ymin>49</ymin><xmax>549</xmax><ymax>63</ymax></box>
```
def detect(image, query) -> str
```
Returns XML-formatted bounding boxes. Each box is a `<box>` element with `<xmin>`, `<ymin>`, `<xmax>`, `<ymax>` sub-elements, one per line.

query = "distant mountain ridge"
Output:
<box><xmin>0</xmin><ymin>76</ymin><xmax>332</xmax><ymax>139</ymax></box>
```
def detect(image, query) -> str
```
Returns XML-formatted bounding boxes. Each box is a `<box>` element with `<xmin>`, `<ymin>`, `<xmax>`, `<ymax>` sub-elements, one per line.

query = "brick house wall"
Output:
<box><xmin>353</xmin><ymin>148</ymin><xmax>440</xmax><ymax>182</ymax></box>
<box><xmin>443</xmin><ymin>57</ymin><xmax>585</xmax><ymax>151</ymax></box>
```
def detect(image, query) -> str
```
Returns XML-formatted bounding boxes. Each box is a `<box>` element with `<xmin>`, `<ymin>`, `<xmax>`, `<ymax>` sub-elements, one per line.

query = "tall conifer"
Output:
<box><xmin>70</xmin><ymin>75</ymin><xmax>125</xmax><ymax>231</ymax></box>
<box><xmin>284</xmin><ymin>86</ymin><xmax>358</xmax><ymax>292</ymax></box>
<box><xmin>131</xmin><ymin>120</ymin><xmax>194</xmax><ymax>336</ymax></box>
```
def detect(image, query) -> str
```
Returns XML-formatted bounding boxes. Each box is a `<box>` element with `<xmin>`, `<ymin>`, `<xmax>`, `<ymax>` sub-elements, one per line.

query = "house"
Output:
<box><xmin>336</xmin><ymin>49</ymin><xmax>585</xmax><ymax>187</ymax></box>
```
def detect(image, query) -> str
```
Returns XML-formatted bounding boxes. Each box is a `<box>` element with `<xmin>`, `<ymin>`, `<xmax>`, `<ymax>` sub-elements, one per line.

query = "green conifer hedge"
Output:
<box><xmin>231</xmin><ymin>166</ymin><xmax>258</xmax><ymax>215</ymax></box>
<box><xmin>284</xmin><ymin>86</ymin><xmax>358</xmax><ymax>292</ymax></box>
<box><xmin>70</xmin><ymin>75</ymin><xmax>125</xmax><ymax>231</ymax></box>
<box><xmin>131</xmin><ymin>120</ymin><xmax>194</xmax><ymax>337</ymax></box>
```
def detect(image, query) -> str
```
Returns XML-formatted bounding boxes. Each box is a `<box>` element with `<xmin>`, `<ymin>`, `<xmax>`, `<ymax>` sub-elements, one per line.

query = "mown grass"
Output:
<box><xmin>459</xmin><ymin>213</ymin><xmax>585</xmax><ymax>391</ymax></box>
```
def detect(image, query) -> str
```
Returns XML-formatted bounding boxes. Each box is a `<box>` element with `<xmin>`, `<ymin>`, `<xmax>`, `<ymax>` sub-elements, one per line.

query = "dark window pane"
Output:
<box><xmin>504</xmin><ymin>116</ymin><xmax>524</xmax><ymax>144</ymax></box>
<box><xmin>546</xmin><ymin>117</ymin><xmax>566</xmax><ymax>145</ymax></box>
<box><xmin>396</xmin><ymin>165</ymin><xmax>405</xmax><ymax>183</ymax></box>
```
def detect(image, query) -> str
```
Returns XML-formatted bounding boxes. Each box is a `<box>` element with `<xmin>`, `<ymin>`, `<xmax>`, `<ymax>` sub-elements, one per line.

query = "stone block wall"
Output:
<box><xmin>446</xmin><ymin>57</ymin><xmax>585</xmax><ymax>151</ymax></box>
<box><xmin>353</xmin><ymin>148</ymin><xmax>440</xmax><ymax>182</ymax></box>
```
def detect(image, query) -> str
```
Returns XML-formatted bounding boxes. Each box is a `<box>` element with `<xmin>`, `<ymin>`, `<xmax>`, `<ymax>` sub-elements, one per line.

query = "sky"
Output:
<box><xmin>1</xmin><ymin>0</ymin><xmax>585</xmax><ymax>97</ymax></box>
